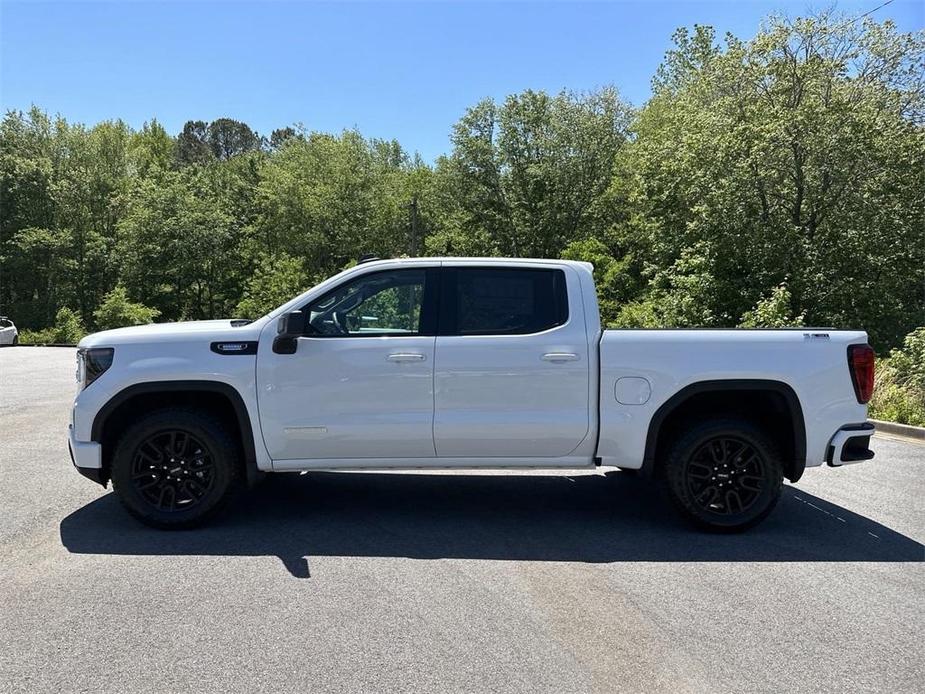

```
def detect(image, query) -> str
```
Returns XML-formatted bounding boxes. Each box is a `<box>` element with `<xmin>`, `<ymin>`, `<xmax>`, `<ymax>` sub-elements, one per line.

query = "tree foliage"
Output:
<box><xmin>93</xmin><ymin>285</ymin><xmax>160</xmax><ymax>330</ymax></box>
<box><xmin>870</xmin><ymin>328</ymin><xmax>925</xmax><ymax>426</ymax></box>
<box><xmin>428</xmin><ymin>88</ymin><xmax>631</xmax><ymax>258</ymax></box>
<box><xmin>0</xmin><ymin>12</ymin><xmax>922</xmax><ymax>352</ymax></box>
<box><xmin>612</xmin><ymin>15</ymin><xmax>925</xmax><ymax>345</ymax></box>
<box><xmin>235</xmin><ymin>252</ymin><xmax>307</xmax><ymax>319</ymax></box>
<box><xmin>739</xmin><ymin>283</ymin><xmax>806</xmax><ymax>328</ymax></box>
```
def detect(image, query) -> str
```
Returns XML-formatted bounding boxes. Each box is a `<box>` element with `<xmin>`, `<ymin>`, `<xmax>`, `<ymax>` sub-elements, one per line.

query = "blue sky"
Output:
<box><xmin>1</xmin><ymin>1</ymin><xmax>922</xmax><ymax>161</ymax></box>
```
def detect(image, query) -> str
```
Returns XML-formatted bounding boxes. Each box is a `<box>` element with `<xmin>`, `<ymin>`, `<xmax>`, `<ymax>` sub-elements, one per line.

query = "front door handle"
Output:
<box><xmin>542</xmin><ymin>352</ymin><xmax>579</xmax><ymax>362</ymax></box>
<box><xmin>387</xmin><ymin>353</ymin><xmax>426</xmax><ymax>362</ymax></box>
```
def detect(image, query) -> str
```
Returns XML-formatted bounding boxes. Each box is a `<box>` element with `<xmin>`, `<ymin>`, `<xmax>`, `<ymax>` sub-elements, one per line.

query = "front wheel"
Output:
<box><xmin>110</xmin><ymin>408</ymin><xmax>240</xmax><ymax>529</ymax></box>
<box><xmin>663</xmin><ymin>418</ymin><xmax>783</xmax><ymax>532</ymax></box>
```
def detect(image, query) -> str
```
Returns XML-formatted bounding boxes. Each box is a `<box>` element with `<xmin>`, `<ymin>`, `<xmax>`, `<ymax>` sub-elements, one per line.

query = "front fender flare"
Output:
<box><xmin>91</xmin><ymin>380</ymin><xmax>261</xmax><ymax>488</ymax></box>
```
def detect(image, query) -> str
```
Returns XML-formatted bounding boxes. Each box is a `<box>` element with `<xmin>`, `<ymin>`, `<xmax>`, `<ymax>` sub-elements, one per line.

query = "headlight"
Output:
<box><xmin>77</xmin><ymin>348</ymin><xmax>114</xmax><ymax>388</ymax></box>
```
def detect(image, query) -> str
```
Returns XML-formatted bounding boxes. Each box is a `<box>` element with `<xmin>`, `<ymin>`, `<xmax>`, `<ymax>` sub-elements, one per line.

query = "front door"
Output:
<box><xmin>257</xmin><ymin>267</ymin><xmax>438</xmax><ymax>463</ymax></box>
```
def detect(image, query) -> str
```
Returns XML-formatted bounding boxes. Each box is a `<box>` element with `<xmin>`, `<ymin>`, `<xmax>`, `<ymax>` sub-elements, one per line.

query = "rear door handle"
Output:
<box><xmin>542</xmin><ymin>352</ymin><xmax>579</xmax><ymax>362</ymax></box>
<box><xmin>387</xmin><ymin>353</ymin><xmax>426</xmax><ymax>362</ymax></box>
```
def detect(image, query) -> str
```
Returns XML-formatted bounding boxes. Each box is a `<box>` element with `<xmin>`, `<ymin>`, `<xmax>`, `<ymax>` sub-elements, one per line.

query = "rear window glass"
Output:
<box><xmin>453</xmin><ymin>268</ymin><xmax>568</xmax><ymax>335</ymax></box>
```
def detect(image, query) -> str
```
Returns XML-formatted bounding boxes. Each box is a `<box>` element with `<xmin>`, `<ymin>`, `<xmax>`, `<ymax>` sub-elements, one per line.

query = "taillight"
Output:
<box><xmin>847</xmin><ymin>344</ymin><xmax>875</xmax><ymax>404</ymax></box>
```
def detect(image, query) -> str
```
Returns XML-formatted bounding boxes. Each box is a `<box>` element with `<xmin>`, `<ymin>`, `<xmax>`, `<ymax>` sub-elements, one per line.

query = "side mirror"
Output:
<box><xmin>277</xmin><ymin>311</ymin><xmax>305</xmax><ymax>337</ymax></box>
<box><xmin>273</xmin><ymin>311</ymin><xmax>305</xmax><ymax>354</ymax></box>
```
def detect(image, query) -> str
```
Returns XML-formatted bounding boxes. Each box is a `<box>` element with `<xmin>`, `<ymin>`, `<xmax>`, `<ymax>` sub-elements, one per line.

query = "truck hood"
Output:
<box><xmin>78</xmin><ymin>319</ymin><xmax>267</xmax><ymax>348</ymax></box>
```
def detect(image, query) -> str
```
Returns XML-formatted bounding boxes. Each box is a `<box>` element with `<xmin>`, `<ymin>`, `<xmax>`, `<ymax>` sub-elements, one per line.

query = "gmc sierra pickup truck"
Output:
<box><xmin>69</xmin><ymin>257</ymin><xmax>876</xmax><ymax>531</ymax></box>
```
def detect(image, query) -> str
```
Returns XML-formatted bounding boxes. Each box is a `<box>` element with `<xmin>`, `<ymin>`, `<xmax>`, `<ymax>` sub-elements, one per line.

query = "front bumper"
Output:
<box><xmin>68</xmin><ymin>424</ymin><xmax>107</xmax><ymax>486</ymax></box>
<box><xmin>826</xmin><ymin>422</ymin><xmax>876</xmax><ymax>466</ymax></box>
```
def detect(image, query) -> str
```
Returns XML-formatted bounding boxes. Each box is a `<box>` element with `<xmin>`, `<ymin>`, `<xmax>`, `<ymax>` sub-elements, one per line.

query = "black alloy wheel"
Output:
<box><xmin>131</xmin><ymin>430</ymin><xmax>216</xmax><ymax>512</ymax></box>
<box><xmin>663</xmin><ymin>417</ymin><xmax>784</xmax><ymax>532</ymax></box>
<box><xmin>111</xmin><ymin>407</ymin><xmax>240</xmax><ymax>529</ymax></box>
<box><xmin>684</xmin><ymin>436</ymin><xmax>765</xmax><ymax>516</ymax></box>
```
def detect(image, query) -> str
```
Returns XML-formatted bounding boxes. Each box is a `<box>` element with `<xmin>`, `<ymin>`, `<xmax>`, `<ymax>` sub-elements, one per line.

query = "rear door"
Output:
<box><xmin>433</xmin><ymin>264</ymin><xmax>591</xmax><ymax>458</ymax></box>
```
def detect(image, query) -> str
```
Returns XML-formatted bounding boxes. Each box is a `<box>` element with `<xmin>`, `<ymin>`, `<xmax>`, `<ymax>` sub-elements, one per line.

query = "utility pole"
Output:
<box><xmin>409</xmin><ymin>196</ymin><xmax>420</xmax><ymax>257</ymax></box>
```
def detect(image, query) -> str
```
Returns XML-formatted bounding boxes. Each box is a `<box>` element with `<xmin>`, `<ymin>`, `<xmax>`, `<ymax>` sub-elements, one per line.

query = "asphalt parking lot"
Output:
<box><xmin>1</xmin><ymin>346</ymin><xmax>923</xmax><ymax>693</ymax></box>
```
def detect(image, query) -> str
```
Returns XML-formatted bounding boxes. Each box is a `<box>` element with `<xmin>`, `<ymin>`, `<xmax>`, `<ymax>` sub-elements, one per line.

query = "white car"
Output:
<box><xmin>68</xmin><ymin>257</ymin><xmax>876</xmax><ymax>531</ymax></box>
<box><xmin>0</xmin><ymin>317</ymin><xmax>18</xmax><ymax>345</ymax></box>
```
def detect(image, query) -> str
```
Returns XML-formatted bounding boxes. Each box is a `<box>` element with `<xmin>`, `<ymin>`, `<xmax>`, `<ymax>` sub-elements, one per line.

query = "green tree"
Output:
<box><xmin>117</xmin><ymin>167</ymin><xmax>242</xmax><ymax>321</ymax></box>
<box><xmin>129</xmin><ymin>120</ymin><xmax>175</xmax><ymax>176</ymax></box>
<box><xmin>432</xmin><ymin>87</ymin><xmax>632</xmax><ymax>258</ymax></box>
<box><xmin>270</xmin><ymin>127</ymin><xmax>300</xmax><ymax>150</ymax></box>
<box><xmin>176</xmin><ymin>120</ymin><xmax>212</xmax><ymax>166</ymax></box>
<box><xmin>1</xmin><ymin>12</ymin><xmax>922</xmax><ymax>359</ymax></box>
<box><xmin>257</xmin><ymin>130</ymin><xmax>421</xmax><ymax>276</ymax></box>
<box><xmin>618</xmin><ymin>15</ymin><xmax>925</xmax><ymax>347</ymax></box>
<box><xmin>235</xmin><ymin>252</ymin><xmax>307</xmax><ymax>318</ymax></box>
<box><xmin>207</xmin><ymin>118</ymin><xmax>263</xmax><ymax>160</ymax></box>
<box><xmin>51</xmin><ymin>307</ymin><xmax>86</xmax><ymax>343</ymax></box>
<box><xmin>1</xmin><ymin>226</ymin><xmax>69</xmax><ymax>327</ymax></box>
<box><xmin>870</xmin><ymin>328</ymin><xmax>925</xmax><ymax>426</ymax></box>
<box><xmin>93</xmin><ymin>285</ymin><xmax>160</xmax><ymax>329</ymax></box>
<box><xmin>739</xmin><ymin>283</ymin><xmax>806</xmax><ymax>328</ymax></box>
<box><xmin>1</xmin><ymin>110</ymin><xmax>131</xmax><ymax>326</ymax></box>
<box><xmin>561</xmin><ymin>237</ymin><xmax>642</xmax><ymax>325</ymax></box>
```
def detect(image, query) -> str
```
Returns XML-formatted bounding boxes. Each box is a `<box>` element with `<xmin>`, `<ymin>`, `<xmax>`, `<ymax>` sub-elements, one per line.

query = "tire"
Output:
<box><xmin>663</xmin><ymin>417</ymin><xmax>783</xmax><ymax>532</ymax></box>
<box><xmin>12</xmin><ymin>334</ymin><xmax>18</xmax><ymax>345</ymax></box>
<box><xmin>110</xmin><ymin>407</ymin><xmax>240</xmax><ymax>529</ymax></box>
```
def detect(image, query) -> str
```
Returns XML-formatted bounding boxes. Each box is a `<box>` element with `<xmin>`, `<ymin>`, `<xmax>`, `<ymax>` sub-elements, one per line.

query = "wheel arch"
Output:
<box><xmin>91</xmin><ymin>381</ymin><xmax>260</xmax><ymax>488</ymax></box>
<box><xmin>641</xmin><ymin>379</ymin><xmax>807</xmax><ymax>483</ymax></box>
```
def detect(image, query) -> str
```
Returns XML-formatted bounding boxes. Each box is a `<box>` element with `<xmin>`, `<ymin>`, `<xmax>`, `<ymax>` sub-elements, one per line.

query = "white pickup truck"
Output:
<box><xmin>69</xmin><ymin>257</ymin><xmax>876</xmax><ymax>531</ymax></box>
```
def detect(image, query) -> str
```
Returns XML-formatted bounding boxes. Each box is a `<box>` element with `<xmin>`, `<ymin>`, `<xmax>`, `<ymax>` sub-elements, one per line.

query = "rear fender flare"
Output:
<box><xmin>640</xmin><ymin>379</ymin><xmax>807</xmax><ymax>482</ymax></box>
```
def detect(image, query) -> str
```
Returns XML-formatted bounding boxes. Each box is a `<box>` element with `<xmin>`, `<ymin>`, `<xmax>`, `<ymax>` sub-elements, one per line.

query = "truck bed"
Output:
<box><xmin>595</xmin><ymin>329</ymin><xmax>870</xmax><ymax>471</ymax></box>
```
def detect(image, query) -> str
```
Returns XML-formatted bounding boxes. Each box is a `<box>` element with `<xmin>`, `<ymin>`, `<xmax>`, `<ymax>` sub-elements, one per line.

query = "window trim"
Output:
<box><xmin>438</xmin><ymin>266</ymin><xmax>570</xmax><ymax>337</ymax></box>
<box><xmin>298</xmin><ymin>268</ymin><xmax>439</xmax><ymax>338</ymax></box>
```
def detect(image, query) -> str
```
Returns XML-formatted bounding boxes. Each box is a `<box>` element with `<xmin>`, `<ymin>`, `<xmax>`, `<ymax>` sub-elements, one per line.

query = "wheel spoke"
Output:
<box><xmin>695</xmin><ymin>485</ymin><xmax>719</xmax><ymax>506</ymax></box>
<box><xmin>183</xmin><ymin>480</ymin><xmax>205</xmax><ymax>499</ymax></box>
<box><xmin>725</xmin><ymin>490</ymin><xmax>743</xmax><ymax>514</ymax></box>
<box><xmin>156</xmin><ymin>484</ymin><xmax>174</xmax><ymax>510</ymax></box>
<box><xmin>174</xmin><ymin>431</ymin><xmax>190</xmax><ymax>457</ymax></box>
<box><xmin>135</xmin><ymin>476</ymin><xmax>160</xmax><ymax>490</ymax></box>
<box><xmin>137</xmin><ymin>440</ymin><xmax>163</xmax><ymax>464</ymax></box>
<box><xmin>688</xmin><ymin>461</ymin><xmax>712</xmax><ymax>479</ymax></box>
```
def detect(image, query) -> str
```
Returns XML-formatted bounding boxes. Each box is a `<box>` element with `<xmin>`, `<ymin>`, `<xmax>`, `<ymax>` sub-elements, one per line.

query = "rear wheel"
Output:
<box><xmin>663</xmin><ymin>418</ymin><xmax>783</xmax><ymax>532</ymax></box>
<box><xmin>110</xmin><ymin>408</ymin><xmax>239</xmax><ymax>529</ymax></box>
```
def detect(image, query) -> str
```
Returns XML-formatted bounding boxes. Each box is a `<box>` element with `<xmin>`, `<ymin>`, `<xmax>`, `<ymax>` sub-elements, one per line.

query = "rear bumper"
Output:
<box><xmin>68</xmin><ymin>424</ymin><xmax>107</xmax><ymax>486</ymax></box>
<box><xmin>826</xmin><ymin>422</ymin><xmax>876</xmax><ymax>466</ymax></box>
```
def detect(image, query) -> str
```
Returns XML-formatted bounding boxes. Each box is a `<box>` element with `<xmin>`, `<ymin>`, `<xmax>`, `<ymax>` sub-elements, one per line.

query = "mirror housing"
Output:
<box><xmin>277</xmin><ymin>311</ymin><xmax>305</xmax><ymax>337</ymax></box>
<box><xmin>273</xmin><ymin>311</ymin><xmax>305</xmax><ymax>354</ymax></box>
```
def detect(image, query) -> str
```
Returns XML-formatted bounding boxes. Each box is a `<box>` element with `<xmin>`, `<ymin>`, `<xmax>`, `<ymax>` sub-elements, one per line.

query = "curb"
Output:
<box><xmin>870</xmin><ymin>418</ymin><xmax>925</xmax><ymax>442</ymax></box>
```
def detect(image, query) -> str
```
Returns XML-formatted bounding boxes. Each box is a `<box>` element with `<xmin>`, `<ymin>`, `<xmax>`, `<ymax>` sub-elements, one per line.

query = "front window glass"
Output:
<box><xmin>306</xmin><ymin>270</ymin><xmax>425</xmax><ymax>336</ymax></box>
